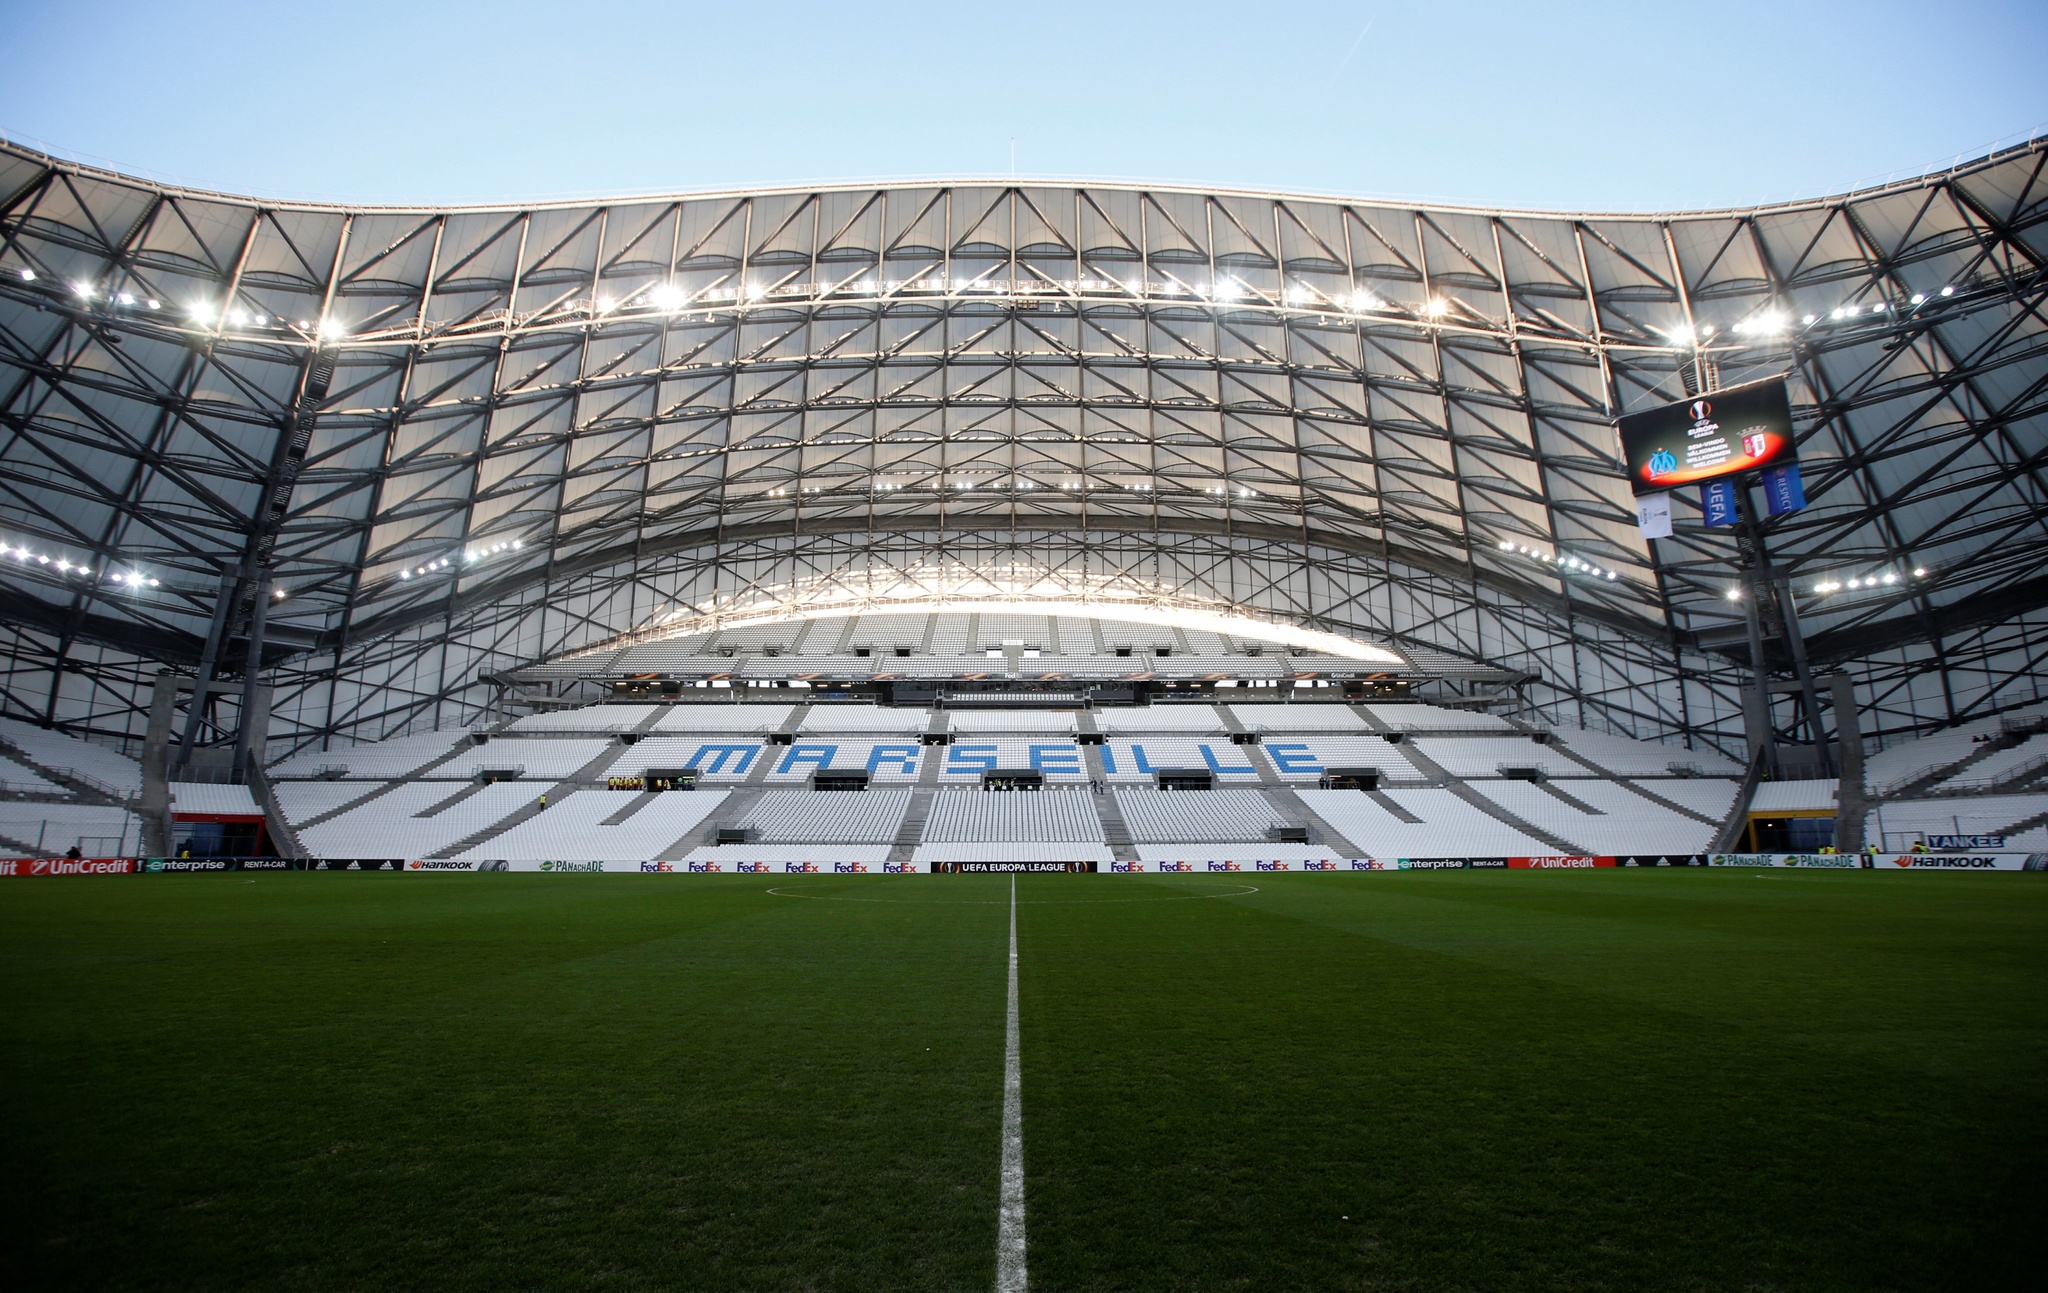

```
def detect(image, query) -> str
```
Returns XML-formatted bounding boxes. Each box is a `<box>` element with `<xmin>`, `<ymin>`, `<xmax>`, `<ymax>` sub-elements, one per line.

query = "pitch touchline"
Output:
<box><xmin>997</xmin><ymin>873</ymin><xmax>1027</xmax><ymax>1293</ymax></box>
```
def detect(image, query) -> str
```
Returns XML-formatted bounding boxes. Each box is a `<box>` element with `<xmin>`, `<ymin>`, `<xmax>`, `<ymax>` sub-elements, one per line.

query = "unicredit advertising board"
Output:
<box><xmin>1617</xmin><ymin>377</ymin><xmax>1795</xmax><ymax>497</ymax></box>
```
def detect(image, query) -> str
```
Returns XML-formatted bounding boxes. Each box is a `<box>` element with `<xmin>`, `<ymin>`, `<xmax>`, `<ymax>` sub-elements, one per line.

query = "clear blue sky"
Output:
<box><xmin>3</xmin><ymin>0</ymin><xmax>2044</xmax><ymax>210</ymax></box>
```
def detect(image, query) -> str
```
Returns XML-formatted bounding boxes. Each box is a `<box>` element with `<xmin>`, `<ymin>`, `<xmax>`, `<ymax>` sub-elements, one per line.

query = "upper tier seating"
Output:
<box><xmin>947</xmin><ymin>710</ymin><xmax>1077</xmax><ymax>733</ymax></box>
<box><xmin>1094</xmin><ymin>706</ymin><xmax>1226</xmax><ymax>733</ymax></box>
<box><xmin>976</xmin><ymin>612</ymin><xmax>1054</xmax><ymax>648</ymax></box>
<box><xmin>1863</xmin><ymin>700</ymin><xmax>2048</xmax><ymax>792</ymax></box>
<box><xmin>1865</xmin><ymin>793</ymin><xmax>2048</xmax><ymax>847</ymax></box>
<box><xmin>924</xmin><ymin>790</ymin><xmax>1106</xmax><ymax>843</ymax></box>
<box><xmin>1099</xmin><ymin>739</ymin><xmax>1263</xmax><ymax>782</ymax></box>
<box><xmin>0</xmin><ymin>716</ymin><xmax>143</xmax><ymax>794</ymax></box>
<box><xmin>454</xmin><ymin>789</ymin><xmax>728</xmax><ymax>861</ymax></box>
<box><xmin>1255</xmin><ymin>737</ymin><xmax>1420</xmax><ymax>781</ymax></box>
<box><xmin>738</xmin><ymin>790</ymin><xmax>912</xmax><ymax>844</ymax></box>
<box><xmin>1549</xmin><ymin>725</ymin><xmax>1742</xmax><ymax>776</ymax></box>
<box><xmin>1631</xmin><ymin>778</ymin><xmax>1741</xmax><ymax>821</ymax></box>
<box><xmin>1115</xmin><ymin>788</ymin><xmax>1289</xmax><ymax>843</ymax></box>
<box><xmin>800</xmin><ymin>706</ymin><xmax>929</xmax><ymax>733</ymax></box>
<box><xmin>608</xmin><ymin>737</ymin><xmax>768</xmax><ymax>782</ymax></box>
<box><xmin>1361</xmin><ymin>703</ymin><xmax>1514</xmax><ymax>732</ymax></box>
<box><xmin>678</xmin><ymin>845</ymin><xmax>893</xmax><ymax>866</ymax></box>
<box><xmin>168</xmin><ymin>782</ymin><xmax>262</xmax><ymax>815</ymax></box>
<box><xmin>460</xmin><ymin>738</ymin><xmax>616</xmax><ymax>780</ymax></box>
<box><xmin>275</xmin><ymin>780</ymin><xmax>386</xmax><ymax>823</ymax></box>
<box><xmin>756</xmin><ymin>740</ymin><xmax>930</xmax><ymax>784</ymax></box>
<box><xmin>269</xmin><ymin>730</ymin><xmax>468</xmax><ymax>779</ymax></box>
<box><xmin>0</xmin><ymin>802</ymin><xmax>142</xmax><ymax>854</ymax></box>
<box><xmin>508</xmin><ymin>705</ymin><xmax>651</xmax><ymax>732</ymax></box>
<box><xmin>1226</xmin><ymin>703</ymin><xmax>1369</xmax><ymax>732</ymax></box>
<box><xmin>912</xmin><ymin>842</ymin><xmax>1116</xmax><ymax>864</ymax></box>
<box><xmin>298</xmin><ymin>782</ymin><xmax>536</xmax><ymax>859</ymax></box>
<box><xmin>1297</xmin><ymin>788</ymin><xmax>1552</xmax><ymax>857</ymax></box>
<box><xmin>1935</xmin><ymin>734</ymin><xmax>2048</xmax><ymax>791</ymax></box>
<box><xmin>650</xmin><ymin>705</ymin><xmax>792</xmax><ymax>735</ymax></box>
<box><xmin>1407</xmin><ymin>738</ymin><xmax>1588</xmax><ymax>779</ymax></box>
<box><xmin>1470</xmin><ymin>780</ymin><xmax>1718</xmax><ymax>855</ymax></box>
<box><xmin>0</xmin><ymin>753</ymin><xmax>62</xmax><ymax>792</ymax></box>
<box><xmin>924</xmin><ymin>739</ymin><xmax>1087</xmax><ymax>783</ymax></box>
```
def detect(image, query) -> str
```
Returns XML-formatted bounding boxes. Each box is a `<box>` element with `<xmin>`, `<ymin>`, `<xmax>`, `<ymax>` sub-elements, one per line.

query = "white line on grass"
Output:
<box><xmin>997</xmin><ymin>874</ymin><xmax>1027</xmax><ymax>1292</ymax></box>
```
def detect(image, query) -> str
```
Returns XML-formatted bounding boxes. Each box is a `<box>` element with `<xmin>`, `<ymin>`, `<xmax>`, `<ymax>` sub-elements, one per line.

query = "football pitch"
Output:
<box><xmin>4</xmin><ymin>870</ymin><xmax>2044</xmax><ymax>1290</ymax></box>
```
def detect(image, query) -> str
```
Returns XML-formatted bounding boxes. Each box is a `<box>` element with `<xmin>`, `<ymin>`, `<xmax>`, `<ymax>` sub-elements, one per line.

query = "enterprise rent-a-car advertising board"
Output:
<box><xmin>1617</xmin><ymin>377</ymin><xmax>1795</xmax><ymax>496</ymax></box>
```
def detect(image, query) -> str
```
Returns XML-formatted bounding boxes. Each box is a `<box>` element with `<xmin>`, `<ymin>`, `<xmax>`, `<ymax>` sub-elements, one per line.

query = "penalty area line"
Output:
<box><xmin>997</xmin><ymin>873</ymin><xmax>1027</xmax><ymax>1292</ymax></box>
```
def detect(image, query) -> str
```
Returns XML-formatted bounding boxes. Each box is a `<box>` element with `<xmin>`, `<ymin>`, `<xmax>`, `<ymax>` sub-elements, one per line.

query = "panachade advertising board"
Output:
<box><xmin>1617</xmin><ymin>377</ymin><xmax>1795</xmax><ymax>496</ymax></box>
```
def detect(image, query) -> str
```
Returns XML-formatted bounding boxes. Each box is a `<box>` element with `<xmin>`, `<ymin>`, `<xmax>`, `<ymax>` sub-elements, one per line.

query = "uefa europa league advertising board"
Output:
<box><xmin>1617</xmin><ymin>376</ymin><xmax>1795</xmax><ymax>496</ymax></box>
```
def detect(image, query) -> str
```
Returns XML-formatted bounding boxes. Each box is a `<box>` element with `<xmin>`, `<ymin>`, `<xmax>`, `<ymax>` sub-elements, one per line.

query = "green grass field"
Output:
<box><xmin>4</xmin><ymin>870</ymin><xmax>2044</xmax><ymax>1290</ymax></box>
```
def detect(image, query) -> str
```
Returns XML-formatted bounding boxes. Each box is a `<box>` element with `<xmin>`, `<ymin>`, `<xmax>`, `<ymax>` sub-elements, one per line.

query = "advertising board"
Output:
<box><xmin>0</xmin><ymin>857</ymin><xmax>137</xmax><ymax>877</ymax></box>
<box><xmin>1617</xmin><ymin>377</ymin><xmax>1795</xmax><ymax>496</ymax></box>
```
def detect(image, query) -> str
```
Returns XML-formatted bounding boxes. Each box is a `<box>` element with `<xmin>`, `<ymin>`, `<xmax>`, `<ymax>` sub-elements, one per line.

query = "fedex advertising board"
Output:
<box><xmin>1617</xmin><ymin>377</ymin><xmax>1795</xmax><ymax>496</ymax></box>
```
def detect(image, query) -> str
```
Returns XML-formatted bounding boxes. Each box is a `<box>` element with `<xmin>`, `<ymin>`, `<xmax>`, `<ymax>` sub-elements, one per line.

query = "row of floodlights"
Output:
<box><xmin>23</xmin><ymin>265</ymin><xmax>1968</xmax><ymax>350</ymax></box>
<box><xmin>1670</xmin><ymin>286</ymin><xmax>1962</xmax><ymax>344</ymax></box>
<box><xmin>396</xmin><ymin>539</ymin><xmax>524</xmax><ymax>582</ymax></box>
<box><xmin>767</xmin><ymin>479</ymin><xmax>1256</xmax><ymax>497</ymax></box>
<box><xmin>1812</xmin><ymin>566</ymin><xmax>1927</xmax><ymax>595</ymax></box>
<box><xmin>19</xmin><ymin>271</ymin><xmax>352</xmax><ymax>338</ymax></box>
<box><xmin>6</xmin><ymin>542</ymin><xmax>160</xmax><ymax>587</ymax></box>
<box><xmin>1497</xmin><ymin>540</ymin><xmax>1621</xmax><ymax>581</ymax></box>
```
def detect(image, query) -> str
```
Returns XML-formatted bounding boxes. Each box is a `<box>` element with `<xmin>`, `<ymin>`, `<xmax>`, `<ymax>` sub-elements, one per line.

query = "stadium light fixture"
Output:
<box><xmin>1911</xmin><ymin>293</ymin><xmax>1926</xmax><ymax>305</ymax></box>
<box><xmin>116</xmin><ymin>292</ymin><xmax>135</xmax><ymax>306</ymax></box>
<box><xmin>73</xmin><ymin>281</ymin><xmax>94</xmax><ymax>299</ymax></box>
<box><xmin>1425</xmin><ymin>298</ymin><xmax>1449</xmax><ymax>318</ymax></box>
<box><xmin>1726</xmin><ymin>587</ymin><xmax>1743</xmax><ymax>601</ymax></box>
<box><xmin>650</xmin><ymin>283</ymin><xmax>686</xmax><ymax>311</ymax></box>
<box><xmin>1940</xmin><ymin>285</ymin><xmax>1955</xmax><ymax>296</ymax></box>
<box><xmin>1802</xmin><ymin>314</ymin><xmax>1817</xmax><ymax>325</ymax></box>
<box><xmin>318</xmin><ymin>317</ymin><xmax>347</xmax><ymax>340</ymax></box>
<box><xmin>1913</xmin><ymin>566</ymin><xmax>1927</xmax><ymax>577</ymax></box>
<box><xmin>1665</xmin><ymin>322</ymin><xmax>1695</xmax><ymax>345</ymax></box>
<box><xmin>17</xmin><ymin>268</ymin><xmax>33</xmax><ymax>281</ymax></box>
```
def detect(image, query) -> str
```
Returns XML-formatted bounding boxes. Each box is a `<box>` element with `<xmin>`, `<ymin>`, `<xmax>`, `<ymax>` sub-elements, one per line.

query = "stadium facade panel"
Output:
<box><xmin>0</xmin><ymin>140</ymin><xmax>2043</xmax><ymax>762</ymax></box>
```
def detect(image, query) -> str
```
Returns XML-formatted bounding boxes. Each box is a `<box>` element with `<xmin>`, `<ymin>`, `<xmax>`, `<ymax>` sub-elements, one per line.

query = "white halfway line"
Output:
<box><xmin>996</xmin><ymin>874</ymin><xmax>1027</xmax><ymax>1292</ymax></box>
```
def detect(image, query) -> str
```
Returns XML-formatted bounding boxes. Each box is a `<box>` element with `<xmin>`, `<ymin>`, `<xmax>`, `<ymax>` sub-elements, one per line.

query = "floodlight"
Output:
<box><xmin>17</xmin><ymin>268</ymin><xmax>33</xmax><ymax>281</ymax></box>
<box><xmin>73</xmin><ymin>281</ymin><xmax>94</xmax><ymax>299</ymax></box>
<box><xmin>1940</xmin><ymin>285</ymin><xmax>1954</xmax><ymax>296</ymax></box>
<box><xmin>1911</xmin><ymin>293</ymin><xmax>1926</xmax><ymax>305</ymax></box>
<box><xmin>1725</xmin><ymin>588</ymin><xmax>1742</xmax><ymax>600</ymax></box>
<box><xmin>1913</xmin><ymin>567</ymin><xmax>1926</xmax><ymax>577</ymax></box>
<box><xmin>650</xmin><ymin>283</ymin><xmax>686</xmax><ymax>311</ymax></box>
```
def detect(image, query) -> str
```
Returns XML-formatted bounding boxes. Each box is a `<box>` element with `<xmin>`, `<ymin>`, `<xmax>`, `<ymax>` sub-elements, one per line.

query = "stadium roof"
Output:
<box><xmin>0</xmin><ymin>137</ymin><xmax>2043</xmax><ymax>740</ymax></box>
